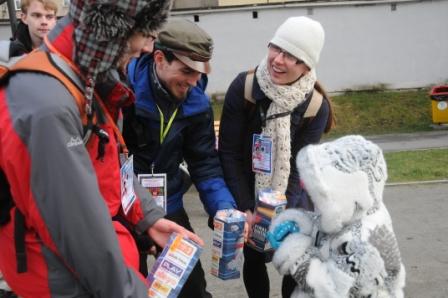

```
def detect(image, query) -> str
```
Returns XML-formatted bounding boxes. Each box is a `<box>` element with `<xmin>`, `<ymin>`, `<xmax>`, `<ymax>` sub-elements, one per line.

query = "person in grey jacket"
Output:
<box><xmin>0</xmin><ymin>1</ymin><xmax>203</xmax><ymax>297</ymax></box>
<box><xmin>219</xmin><ymin>16</ymin><xmax>334</xmax><ymax>298</ymax></box>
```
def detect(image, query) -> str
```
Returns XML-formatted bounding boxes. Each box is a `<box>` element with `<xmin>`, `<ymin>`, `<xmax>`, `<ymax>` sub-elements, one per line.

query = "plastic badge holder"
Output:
<box><xmin>147</xmin><ymin>233</ymin><xmax>202</xmax><ymax>298</ymax></box>
<box><xmin>248</xmin><ymin>188</ymin><xmax>287</xmax><ymax>252</ymax></box>
<box><xmin>211</xmin><ymin>209</ymin><xmax>246</xmax><ymax>280</ymax></box>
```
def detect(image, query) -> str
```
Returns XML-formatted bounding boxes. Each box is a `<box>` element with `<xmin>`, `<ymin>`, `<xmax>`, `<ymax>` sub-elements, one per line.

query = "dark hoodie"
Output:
<box><xmin>10</xmin><ymin>21</ymin><xmax>33</xmax><ymax>55</ymax></box>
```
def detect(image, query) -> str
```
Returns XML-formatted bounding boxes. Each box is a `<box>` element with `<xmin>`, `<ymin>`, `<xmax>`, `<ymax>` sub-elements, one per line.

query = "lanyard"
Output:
<box><xmin>259</xmin><ymin>105</ymin><xmax>292</xmax><ymax>128</ymax></box>
<box><xmin>157</xmin><ymin>105</ymin><xmax>178</xmax><ymax>144</ymax></box>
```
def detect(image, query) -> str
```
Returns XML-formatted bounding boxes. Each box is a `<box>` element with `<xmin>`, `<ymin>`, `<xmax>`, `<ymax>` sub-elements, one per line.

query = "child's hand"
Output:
<box><xmin>267</xmin><ymin>220</ymin><xmax>300</xmax><ymax>249</ymax></box>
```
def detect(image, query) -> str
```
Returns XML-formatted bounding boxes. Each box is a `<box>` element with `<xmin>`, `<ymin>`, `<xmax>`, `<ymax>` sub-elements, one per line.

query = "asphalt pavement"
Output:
<box><xmin>183</xmin><ymin>183</ymin><xmax>448</xmax><ymax>298</ymax></box>
<box><xmin>152</xmin><ymin>131</ymin><xmax>448</xmax><ymax>297</ymax></box>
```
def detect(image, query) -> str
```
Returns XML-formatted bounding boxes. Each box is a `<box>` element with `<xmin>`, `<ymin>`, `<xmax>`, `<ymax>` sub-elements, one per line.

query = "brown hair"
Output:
<box><xmin>21</xmin><ymin>0</ymin><xmax>58</xmax><ymax>14</ymax></box>
<box><xmin>314</xmin><ymin>80</ymin><xmax>335</xmax><ymax>133</ymax></box>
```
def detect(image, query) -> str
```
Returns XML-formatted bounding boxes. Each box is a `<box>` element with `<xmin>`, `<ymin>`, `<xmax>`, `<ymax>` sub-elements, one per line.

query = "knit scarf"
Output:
<box><xmin>255</xmin><ymin>57</ymin><xmax>316</xmax><ymax>194</ymax></box>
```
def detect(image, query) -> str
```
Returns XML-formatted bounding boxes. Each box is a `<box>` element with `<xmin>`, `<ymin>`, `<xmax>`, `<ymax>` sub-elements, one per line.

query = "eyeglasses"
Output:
<box><xmin>148</xmin><ymin>34</ymin><xmax>157</xmax><ymax>41</ymax></box>
<box><xmin>268</xmin><ymin>43</ymin><xmax>304</xmax><ymax>65</ymax></box>
<box><xmin>140</xmin><ymin>31</ymin><xmax>157</xmax><ymax>41</ymax></box>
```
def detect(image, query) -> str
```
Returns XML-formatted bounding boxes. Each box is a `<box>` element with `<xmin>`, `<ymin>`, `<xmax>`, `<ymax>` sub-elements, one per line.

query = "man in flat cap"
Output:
<box><xmin>124</xmin><ymin>18</ymin><xmax>237</xmax><ymax>297</ymax></box>
<box><xmin>0</xmin><ymin>1</ymin><xmax>205</xmax><ymax>297</ymax></box>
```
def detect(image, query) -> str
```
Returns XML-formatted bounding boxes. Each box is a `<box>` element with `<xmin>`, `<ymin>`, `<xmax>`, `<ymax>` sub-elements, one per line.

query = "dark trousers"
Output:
<box><xmin>243</xmin><ymin>245</ymin><xmax>297</xmax><ymax>298</ymax></box>
<box><xmin>281</xmin><ymin>274</ymin><xmax>297</xmax><ymax>298</ymax></box>
<box><xmin>0</xmin><ymin>290</ymin><xmax>18</xmax><ymax>298</ymax></box>
<box><xmin>165</xmin><ymin>208</ymin><xmax>212</xmax><ymax>298</ymax></box>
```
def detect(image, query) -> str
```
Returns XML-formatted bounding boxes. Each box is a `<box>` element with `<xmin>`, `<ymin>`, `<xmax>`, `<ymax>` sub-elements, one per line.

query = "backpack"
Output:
<box><xmin>243</xmin><ymin>69</ymin><xmax>324</xmax><ymax>120</ymax></box>
<box><xmin>0</xmin><ymin>48</ymin><xmax>97</xmax><ymax>273</ymax></box>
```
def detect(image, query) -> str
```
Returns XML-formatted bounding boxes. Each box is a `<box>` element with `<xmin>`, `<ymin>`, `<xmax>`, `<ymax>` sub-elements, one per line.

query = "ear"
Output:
<box><xmin>153</xmin><ymin>50</ymin><xmax>164</xmax><ymax>65</ymax></box>
<box><xmin>21</xmin><ymin>12</ymin><xmax>28</xmax><ymax>24</ymax></box>
<box><xmin>302</xmin><ymin>65</ymin><xmax>311</xmax><ymax>76</ymax></box>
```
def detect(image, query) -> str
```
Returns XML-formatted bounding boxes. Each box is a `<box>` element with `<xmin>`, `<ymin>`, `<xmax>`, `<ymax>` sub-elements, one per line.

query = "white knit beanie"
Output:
<box><xmin>270</xmin><ymin>16</ymin><xmax>325</xmax><ymax>70</ymax></box>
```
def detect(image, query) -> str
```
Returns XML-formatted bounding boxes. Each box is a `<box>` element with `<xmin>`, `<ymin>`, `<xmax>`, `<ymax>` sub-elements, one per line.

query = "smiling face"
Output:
<box><xmin>154</xmin><ymin>50</ymin><xmax>202</xmax><ymax>101</ymax></box>
<box><xmin>21</xmin><ymin>0</ymin><xmax>57</xmax><ymax>49</ymax></box>
<box><xmin>267</xmin><ymin>43</ymin><xmax>310</xmax><ymax>85</ymax></box>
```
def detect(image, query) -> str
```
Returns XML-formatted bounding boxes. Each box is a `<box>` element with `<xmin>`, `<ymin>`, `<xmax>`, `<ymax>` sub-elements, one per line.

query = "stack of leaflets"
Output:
<box><xmin>147</xmin><ymin>233</ymin><xmax>202</xmax><ymax>297</ymax></box>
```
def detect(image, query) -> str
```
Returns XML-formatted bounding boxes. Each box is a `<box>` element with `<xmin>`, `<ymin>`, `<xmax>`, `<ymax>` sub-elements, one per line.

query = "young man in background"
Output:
<box><xmin>11</xmin><ymin>0</ymin><xmax>58</xmax><ymax>54</ymax></box>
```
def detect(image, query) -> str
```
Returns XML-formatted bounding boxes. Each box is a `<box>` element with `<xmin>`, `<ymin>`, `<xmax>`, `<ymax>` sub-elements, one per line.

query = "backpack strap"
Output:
<box><xmin>14</xmin><ymin>208</ymin><xmax>27</xmax><ymax>273</ymax></box>
<box><xmin>243</xmin><ymin>70</ymin><xmax>324</xmax><ymax>118</ymax></box>
<box><xmin>11</xmin><ymin>51</ymin><xmax>89</xmax><ymax>127</ymax></box>
<box><xmin>303</xmin><ymin>89</ymin><xmax>323</xmax><ymax>118</ymax></box>
<box><xmin>244</xmin><ymin>69</ymin><xmax>256</xmax><ymax>104</ymax></box>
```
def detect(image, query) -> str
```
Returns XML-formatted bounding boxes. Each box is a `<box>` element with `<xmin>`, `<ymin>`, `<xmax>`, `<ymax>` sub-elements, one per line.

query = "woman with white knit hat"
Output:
<box><xmin>218</xmin><ymin>16</ymin><xmax>334</xmax><ymax>298</ymax></box>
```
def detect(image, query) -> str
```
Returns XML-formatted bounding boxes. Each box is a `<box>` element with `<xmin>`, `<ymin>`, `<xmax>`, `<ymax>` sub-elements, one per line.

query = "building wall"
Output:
<box><xmin>218</xmin><ymin>0</ymin><xmax>306</xmax><ymax>5</ymax></box>
<box><xmin>1</xmin><ymin>0</ymin><xmax>447</xmax><ymax>94</ymax></box>
<box><xmin>172</xmin><ymin>0</ymin><xmax>218</xmax><ymax>9</ymax></box>
<box><xmin>171</xmin><ymin>0</ymin><xmax>448</xmax><ymax>94</ymax></box>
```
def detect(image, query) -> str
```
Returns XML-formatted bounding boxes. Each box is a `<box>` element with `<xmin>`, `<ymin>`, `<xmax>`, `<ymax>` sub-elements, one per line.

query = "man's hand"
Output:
<box><xmin>148</xmin><ymin>218</ymin><xmax>204</xmax><ymax>248</ymax></box>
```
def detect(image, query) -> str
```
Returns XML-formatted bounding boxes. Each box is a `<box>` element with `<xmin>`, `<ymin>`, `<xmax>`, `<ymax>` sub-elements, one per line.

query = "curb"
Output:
<box><xmin>386</xmin><ymin>179</ymin><xmax>448</xmax><ymax>186</ymax></box>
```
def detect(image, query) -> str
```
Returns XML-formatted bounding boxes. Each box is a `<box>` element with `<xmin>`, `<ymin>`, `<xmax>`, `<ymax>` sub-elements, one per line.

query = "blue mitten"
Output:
<box><xmin>267</xmin><ymin>220</ymin><xmax>300</xmax><ymax>250</ymax></box>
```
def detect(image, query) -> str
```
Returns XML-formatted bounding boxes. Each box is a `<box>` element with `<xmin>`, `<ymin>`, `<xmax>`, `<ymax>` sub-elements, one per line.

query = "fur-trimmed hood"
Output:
<box><xmin>296</xmin><ymin>135</ymin><xmax>387</xmax><ymax>234</ymax></box>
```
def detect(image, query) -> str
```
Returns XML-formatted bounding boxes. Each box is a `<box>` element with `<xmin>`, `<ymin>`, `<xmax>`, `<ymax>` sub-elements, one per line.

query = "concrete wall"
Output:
<box><xmin>171</xmin><ymin>0</ymin><xmax>448</xmax><ymax>94</ymax></box>
<box><xmin>1</xmin><ymin>0</ymin><xmax>446</xmax><ymax>94</ymax></box>
<box><xmin>218</xmin><ymin>0</ymin><xmax>308</xmax><ymax>5</ymax></box>
<box><xmin>172</xmin><ymin>0</ymin><xmax>218</xmax><ymax>10</ymax></box>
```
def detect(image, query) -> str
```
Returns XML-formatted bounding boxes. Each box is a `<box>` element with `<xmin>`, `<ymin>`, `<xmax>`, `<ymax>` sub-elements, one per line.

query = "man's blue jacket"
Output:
<box><xmin>123</xmin><ymin>54</ymin><xmax>236</xmax><ymax>216</ymax></box>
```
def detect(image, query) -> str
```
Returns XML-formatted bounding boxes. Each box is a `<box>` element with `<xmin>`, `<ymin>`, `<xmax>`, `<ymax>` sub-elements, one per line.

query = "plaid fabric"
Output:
<box><xmin>69</xmin><ymin>0</ymin><xmax>171</xmax><ymax>81</ymax></box>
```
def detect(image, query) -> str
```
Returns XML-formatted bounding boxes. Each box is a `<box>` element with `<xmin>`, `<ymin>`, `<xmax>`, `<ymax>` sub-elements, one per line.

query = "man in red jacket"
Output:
<box><xmin>0</xmin><ymin>0</ymin><xmax>203</xmax><ymax>297</ymax></box>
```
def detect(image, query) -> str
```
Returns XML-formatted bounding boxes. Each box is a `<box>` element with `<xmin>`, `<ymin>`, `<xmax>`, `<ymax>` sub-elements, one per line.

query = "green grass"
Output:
<box><xmin>385</xmin><ymin>149</ymin><xmax>448</xmax><ymax>183</ymax></box>
<box><xmin>211</xmin><ymin>88</ymin><xmax>434</xmax><ymax>137</ymax></box>
<box><xmin>211</xmin><ymin>100</ymin><xmax>224</xmax><ymax>121</ymax></box>
<box><xmin>326</xmin><ymin>89</ymin><xmax>433</xmax><ymax>138</ymax></box>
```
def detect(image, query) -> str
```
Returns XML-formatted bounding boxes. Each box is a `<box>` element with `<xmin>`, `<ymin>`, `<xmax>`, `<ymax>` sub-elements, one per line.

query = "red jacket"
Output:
<box><xmin>0</xmin><ymin>16</ymin><xmax>163</xmax><ymax>298</ymax></box>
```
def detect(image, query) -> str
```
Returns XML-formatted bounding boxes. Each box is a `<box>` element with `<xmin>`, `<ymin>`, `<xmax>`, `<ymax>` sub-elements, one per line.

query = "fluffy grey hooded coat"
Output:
<box><xmin>270</xmin><ymin>135</ymin><xmax>405</xmax><ymax>298</ymax></box>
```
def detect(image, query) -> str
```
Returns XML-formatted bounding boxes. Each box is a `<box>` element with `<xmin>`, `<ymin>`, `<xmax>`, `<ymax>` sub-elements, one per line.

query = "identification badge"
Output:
<box><xmin>252</xmin><ymin>134</ymin><xmax>273</xmax><ymax>175</ymax></box>
<box><xmin>120</xmin><ymin>155</ymin><xmax>137</xmax><ymax>215</ymax></box>
<box><xmin>138</xmin><ymin>173</ymin><xmax>167</xmax><ymax>213</ymax></box>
